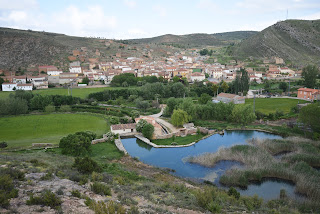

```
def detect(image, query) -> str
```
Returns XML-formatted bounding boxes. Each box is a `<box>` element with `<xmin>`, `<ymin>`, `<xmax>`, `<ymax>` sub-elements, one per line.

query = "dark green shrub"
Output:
<box><xmin>194</xmin><ymin>187</ymin><xmax>216</xmax><ymax>209</ymax></box>
<box><xmin>56</xmin><ymin>187</ymin><xmax>64</xmax><ymax>195</ymax></box>
<box><xmin>0</xmin><ymin>168</ymin><xmax>25</xmax><ymax>181</ymax></box>
<box><xmin>73</xmin><ymin>157</ymin><xmax>101</xmax><ymax>174</ymax></box>
<box><xmin>0</xmin><ymin>142</ymin><xmax>7</xmax><ymax>148</ymax></box>
<box><xmin>0</xmin><ymin>175</ymin><xmax>19</xmax><ymax>208</ymax></box>
<box><xmin>59</xmin><ymin>131</ymin><xmax>95</xmax><ymax>156</ymax></box>
<box><xmin>128</xmin><ymin>206</ymin><xmax>139</xmax><ymax>214</ymax></box>
<box><xmin>26</xmin><ymin>190</ymin><xmax>61</xmax><ymax>209</ymax></box>
<box><xmin>228</xmin><ymin>187</ymin><xmax>240</xmax><ymax>199</ymax></box>
<box><xmin>40</xmin><ymin>172</ymin><xmax>53</xmax><ymax>180</ymax></box>
<box><xmin>142</xmin><ymin>123</ymin><xmax>154</xmax><ymax>139</ymax></box>
<box><xmin>90</xmin><ymin>182</ymin><xmax>111</xmax><ymax>196</ymax></box>
<box><xmin>71</xmin><ymin>189</ymin><xmax>81</xmax><ymax>198</ymax></box>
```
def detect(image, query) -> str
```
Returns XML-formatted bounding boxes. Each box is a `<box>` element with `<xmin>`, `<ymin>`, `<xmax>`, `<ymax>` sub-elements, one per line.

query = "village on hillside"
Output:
<box><xmin>2</xmin><ymin>44</ymin><xmax>318</xmax><ymax>101</ymax></box>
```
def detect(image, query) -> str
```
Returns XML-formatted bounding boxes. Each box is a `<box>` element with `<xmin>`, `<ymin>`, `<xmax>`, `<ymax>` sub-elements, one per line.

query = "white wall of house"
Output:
<box><xmin>2</xmin><ymin>83</ymin><xmax>17</xmax><ymax>91</ymax></box>
<box><xmin>111</xmin><ymin>128</ymin><xmax>136</xmax><ymax>135</ymax></box>
<box><xmin>69</xmin><ymin>66</ymin><xmax>82</xmax><ymax>73</ymax></box>
<box><xmin>190</xmin><ymin>75</ymin><xmax>205</xmax><ymax>82</ymax></box>
<box><xmin>16</xmin><ymin>84</ymin><xmax>33</xmax><ymax>91</ymax></box>
<box><xmin>48</xmin><ymin>71</ymin><xmax>63</xmax><ymax>76</ymax></box>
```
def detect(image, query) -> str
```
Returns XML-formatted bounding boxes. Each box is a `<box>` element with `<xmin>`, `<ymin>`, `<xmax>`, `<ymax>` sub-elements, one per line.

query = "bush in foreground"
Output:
<box><xmin>90</xmin><ymin>182</ymin><xmax>111</xmax><ymax>196</ymax></box>
<box><xmin>0</xmin><ymin>175</ymin><xmax>19</xmax><ymax>208</ymax></box>
<box><xmin>26</xmin><ymin>190</ymin><xmax>61</xmax><ymax>209</ymax></box>
<box><xmin>73</xmin><ymin>157</ymin><xmax>101</xmax><ymax>174</ymax></box>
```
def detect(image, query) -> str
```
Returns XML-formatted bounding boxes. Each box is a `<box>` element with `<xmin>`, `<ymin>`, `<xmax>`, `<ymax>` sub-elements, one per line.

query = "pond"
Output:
<box><xmin>122</xmin><ymin>130</ymin><xmax>301</xmax><ymax>200</ymax></box>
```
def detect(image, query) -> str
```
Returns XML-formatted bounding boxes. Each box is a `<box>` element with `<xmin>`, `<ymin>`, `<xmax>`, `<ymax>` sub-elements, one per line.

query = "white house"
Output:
<box><xmin>216</xmin><ymin>93</ymin><xmax>245</xmax><ymax>104</ymax></box>
<box><xmin>47</xmin><ymin>70</ymin><xmax>63</xmax><ymax>76</ymax></box>
<box><xmin>2</xmin><ymin>83</ymin><xmax>32</xmax><ymax>91</ymax></box>
<box><xmin>69</xmin><ymin>66</ymin><xmax>82</xmax><ymax>73</ymax></box>
<box><xmin>16</xmin><ymin>84</ymin><xmax>33</xmax><ymax>91</ymax></box>
<box><xmin>190</xmin><ymin>72</ymin><xmax>205</xmax><ymax>82</ymax></box>
<box><xmin>2</xmin><ymin>83</ymin><xmax>17</xmax><ymax>91</ymax></box>
<box><xmin>110</xmin><ymin>123</ymin><xmax>137</xmax><ymax>135</ymax></box>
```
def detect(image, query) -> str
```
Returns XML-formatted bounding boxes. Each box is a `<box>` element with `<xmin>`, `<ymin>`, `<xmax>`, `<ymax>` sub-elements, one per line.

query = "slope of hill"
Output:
<box><xmin>0</xmin><ymin>28</ymin><xmax>105</xmax><ymax>69</ymax></box>
<box><xmin>128</xmin><ymin>31</ymin><xmax>258</xmax><ymax>47</ymax></box>
<box><xmin>231</xmin><ymin>19</ymin><xmax>320</xmax><ymax>66</ymax></box>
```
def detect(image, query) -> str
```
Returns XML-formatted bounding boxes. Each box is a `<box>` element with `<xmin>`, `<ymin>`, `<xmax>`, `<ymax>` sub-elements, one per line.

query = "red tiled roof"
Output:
<box><xmin>111</xmin><ymin>123</ymin><xmax>136</xmax><ymax>130</ymax></box>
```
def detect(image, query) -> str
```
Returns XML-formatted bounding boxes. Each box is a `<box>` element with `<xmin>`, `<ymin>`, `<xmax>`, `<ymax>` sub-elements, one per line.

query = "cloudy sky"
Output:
<box><xmin>0</xmin><ymin>0</ymin><xmax>319</xmax><ymax>39</ymax></box>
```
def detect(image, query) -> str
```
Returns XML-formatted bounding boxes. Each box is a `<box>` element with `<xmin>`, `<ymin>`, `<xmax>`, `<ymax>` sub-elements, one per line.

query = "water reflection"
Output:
<box><xmin>136</xmin><ymin>139</ymin><xmax>152</xmax><ymax>151</ymax></box>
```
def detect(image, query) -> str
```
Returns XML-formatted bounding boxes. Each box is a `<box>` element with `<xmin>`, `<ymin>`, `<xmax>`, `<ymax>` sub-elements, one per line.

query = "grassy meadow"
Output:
<box><xmin>245</xmin><ymin>98</ymin><xmax>309</xmax><ymax>114</ymax></box>
<box><xmin>152</xmin><ymin>134</ymin><xmax>206</xmax><ymax>146</ymax></box>
<box><xmin>0</xmin><ymin>113</ymin><xmax>109</xmax><ymax>149</ymax></box>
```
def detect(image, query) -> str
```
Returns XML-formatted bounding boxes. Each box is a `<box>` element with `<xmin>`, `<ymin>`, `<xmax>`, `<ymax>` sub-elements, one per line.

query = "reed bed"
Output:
<box><xmin>187</xmin><ymin>138</ymin><xmax>320</xmax><ymax>201</ymax></box>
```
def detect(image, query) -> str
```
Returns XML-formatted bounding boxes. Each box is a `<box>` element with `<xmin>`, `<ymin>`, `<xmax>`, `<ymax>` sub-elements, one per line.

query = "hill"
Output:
<box><xmin>0</xmin><ymin>28</ymin><xmax>257</xmax><ymax>70</ymax></box>
<box><xmin>128</xmin><ymin>31</ymin><xmax>258</xmax><ymax>47</ymax></box>
<box><xmin>231</xmin><ymin>19</ymin><xmax>320</xmax><ymax>66</ymax></box>
<box><xmin>0</xmin><ymin>28</ymin><xmax>109</xmax><ymax>70</ymax></box>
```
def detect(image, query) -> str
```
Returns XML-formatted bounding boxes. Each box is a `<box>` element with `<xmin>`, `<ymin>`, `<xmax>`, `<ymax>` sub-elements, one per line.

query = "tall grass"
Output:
<box><xmin>187</xmin><ymin>138</ymin><xmax>320</xmax><ymax>201</ymax></box>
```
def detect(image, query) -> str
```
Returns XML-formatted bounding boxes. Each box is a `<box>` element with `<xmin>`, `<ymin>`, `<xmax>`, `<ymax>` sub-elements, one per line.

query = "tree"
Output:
<box><xmin>136</xmin><ymin>99</ymin><xmax>149</xmax><ymax>111</ymax></box>
<box><xmin>212</xmin><ymin>84</ymin><xmax>219</xmax><ymax>97</ymax></box>
<box><xmin>221</xmin><ymin>81</ymin><xmax>229</xmax><ymax>93</ymax></box>
<box><xmin>142</xmin><ymin>123</ymin><xmax>154</xmax><ymax>139</ymax></box>
<box><xmin>82</xmin><ymin>77</ymin><xmax>90</xmax><ymax>85</ymax></box>
<box><xmin>136</xmin><ymin>119</ymin><xmax>148</xmax><ymax>132</ymax></box>
<box><xmin>59</xmin><ymin>131</ymin><xmax>96</xmax><ymax>156</ymax></box>
<box><xmin>172</xmin><ymin>76</ymin><xmax>180</xmax><ymax>83</ymax></box>
<box><xmin>264</xmin><ymin>80</ymin><xmax>271</xmax><ymax>92</ymax></box>
<box><xmin>199</xmin><ymin>93</ymin><xmax>212</xmax><ymax>104</ymax></box>
<box><xmin>240</xmin><ymin>69</ymin><xmax>250</xmax><ymax>94</ymax></box>
<box><xmin>302</xmin><ymin>65</ymin><xmax>319</xmax><ymax>88</ymax></box>
<box><xmin>0</xmin><ymin>77</ymin><xmax>4</xmax><ymax>89</ymax></box>
<box><xmin>199</xmin><ymin>49</ymin><xmax>209</xmax><ymax>56</ymax></box>
<box><xmin>0</xmin><ymin>97</ymin><xmax>28</xmax><ymax>115</ymax></box>
<box><xmin>171</xmin><ymin>109</ymin><xmax>190</xmax><ymax>127</ymax></box>
<box><xmin>299</xmin><ymin>104</ymin><xmax>320</xmax><ymax>133</ymax></box>
<box><xmin>279</xmin><ymin>82</ymin><xmax>288</xmax><ymax>92</ymax></box>
<box><xmin>231</xmin><ymin>104</ymin><xmax>256</xmax><ymax>125</ymax></box>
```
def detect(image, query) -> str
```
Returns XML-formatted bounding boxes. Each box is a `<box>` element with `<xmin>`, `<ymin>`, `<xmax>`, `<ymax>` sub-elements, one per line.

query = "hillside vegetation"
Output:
<box><xmin>128</xmin><ymin>31</ymin><xmax>257</xmax><ymax>46</ymax></box>
<box><xmin>232</xmin><ymin>19</ymin><xmax>320</xmax><ymax>66</ymax></box>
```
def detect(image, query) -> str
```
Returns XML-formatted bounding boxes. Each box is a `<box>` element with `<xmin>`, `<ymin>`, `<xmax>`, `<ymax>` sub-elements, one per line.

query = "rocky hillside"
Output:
<box><xmin>231</xmin><ymin>19</ymin><xmax>320</xmax><ymax>66</ymax></box>
<box><xmin>128</xmin><ymin>31</ymin><xmax>257</xmax><ymax>47</ymax></box>
<box><xmin>0</xmin><ymin>28</ymin><xmax>96</xmax><ymax>70</ymax></box>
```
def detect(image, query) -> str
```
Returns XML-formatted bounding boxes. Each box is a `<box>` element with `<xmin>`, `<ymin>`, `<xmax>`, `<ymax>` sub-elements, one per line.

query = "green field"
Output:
<box><xmin>152</xmin><ymin>134</ymin><xmax>205</xmax><ymax>146</ymax></box>
<box><xmin>0</xmin><ymin>113</ymin><xmax>109</xmax><ymax>149</ymax></box>
<box><xmin>245</xmin><ymin>98</ymin><xmax>309</xmax><ymax>114</ymax></box>
<box><xmin>0</xmin><ymin>86</ymin><xmax>136</xmax><ymax>99</ymax></box>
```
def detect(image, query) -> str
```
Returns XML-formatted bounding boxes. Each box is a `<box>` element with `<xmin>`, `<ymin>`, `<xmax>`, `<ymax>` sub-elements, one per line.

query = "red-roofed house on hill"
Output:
<box><xmin>297</xmin><ymin>88</ymin><xmax>320</xmax><ymax>101</ymax></box>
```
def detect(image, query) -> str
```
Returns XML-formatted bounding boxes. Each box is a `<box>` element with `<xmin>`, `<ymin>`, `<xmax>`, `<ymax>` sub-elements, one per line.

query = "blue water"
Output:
<box><xmin>122</xmin><ymin>131</ymin><xmax>303</xmax><ymax>200</ymax></box>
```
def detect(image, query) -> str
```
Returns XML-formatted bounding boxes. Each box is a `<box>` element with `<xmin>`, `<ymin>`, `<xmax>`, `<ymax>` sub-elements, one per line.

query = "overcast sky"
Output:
<box><xmin>0</xmin><ymin>0</ymin><xmax>319</xmax><ymax>39</ymax></box>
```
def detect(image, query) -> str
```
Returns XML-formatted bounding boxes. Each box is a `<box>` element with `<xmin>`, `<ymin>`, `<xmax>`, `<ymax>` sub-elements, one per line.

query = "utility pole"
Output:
<box><xmin>288</xmin><ymin>79</ymin><xmax>290</xmax><ymax>96</ymax></box>
<box><xmin>253</xmin><ymin>92</ymin><xmax>256</xmax><ymax>114</ymax></box>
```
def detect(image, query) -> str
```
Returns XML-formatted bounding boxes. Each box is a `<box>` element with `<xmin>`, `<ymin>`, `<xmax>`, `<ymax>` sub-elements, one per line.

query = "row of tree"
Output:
<box><xmin>164</xmin><ymin>97</ymin><xmax>256</xmax><ymax>125</ymax></box>
<box><xmin>0</xmin><ymin>91</ymin><xmax>80</xmax><ymax>115</ymax></box>
<box><xmin>110</xmin><ymin>73</ymin><xmax>167</xmax><ymax>87</ymax></box>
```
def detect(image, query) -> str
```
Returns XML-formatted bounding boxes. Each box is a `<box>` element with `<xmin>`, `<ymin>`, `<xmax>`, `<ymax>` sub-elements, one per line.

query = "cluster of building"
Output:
<box><xmin>1</xmin><ymin>46</ymin><xmax>303</xmax><ymax>92</ymax></box>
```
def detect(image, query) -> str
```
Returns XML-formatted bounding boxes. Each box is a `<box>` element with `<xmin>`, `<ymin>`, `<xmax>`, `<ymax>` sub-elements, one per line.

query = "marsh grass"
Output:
<box><xmin>187</xmin><ymin>137</ymin><xmax>320</xmax><ymax>203</ymax></box>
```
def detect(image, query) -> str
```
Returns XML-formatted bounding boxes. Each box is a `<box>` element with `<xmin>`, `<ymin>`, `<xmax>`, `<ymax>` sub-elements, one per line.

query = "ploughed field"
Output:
<box><xmin>0</xmin><ymin>113</ymin><xmax>108</xmax><ymax>149</ymax></box>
